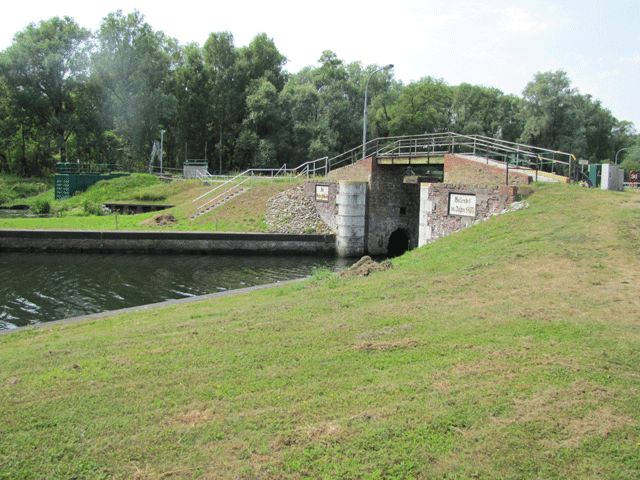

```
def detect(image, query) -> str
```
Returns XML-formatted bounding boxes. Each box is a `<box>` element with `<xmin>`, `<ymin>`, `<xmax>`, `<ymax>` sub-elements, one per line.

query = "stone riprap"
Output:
<box><xmin>265</xmin><ymin>185</ymin><xmax>334</xmax><ymax>234</ymax></box>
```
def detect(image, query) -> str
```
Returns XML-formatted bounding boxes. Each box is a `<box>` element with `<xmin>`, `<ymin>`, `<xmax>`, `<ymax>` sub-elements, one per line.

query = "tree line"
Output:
<box><xmin>0</xmin><ymin>11</ymin><xmax>638</xmax><ymax>177</ymax></box>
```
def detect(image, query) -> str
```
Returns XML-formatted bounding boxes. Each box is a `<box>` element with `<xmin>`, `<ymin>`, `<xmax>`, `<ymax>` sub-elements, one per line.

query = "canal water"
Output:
<box><xmin>0</xmin><ymin>252</ymin><xmax>349</xmax><ymax>330</ymax></box>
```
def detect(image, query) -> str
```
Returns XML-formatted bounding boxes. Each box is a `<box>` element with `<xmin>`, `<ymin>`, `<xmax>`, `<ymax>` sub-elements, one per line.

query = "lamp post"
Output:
<box><xmin>160</xmin><ymin>129</ymin><xmax>165</xmax><ymax>175</ymax></box>
<box><xmin>615</xmin><ymin>147</ymin><xmax>628</xmax><ymax>165</ymax></box>
<box><xmin>362</xmin><ymin>64</ymin><xmax>393</xmax><ymax>160</ymax></box>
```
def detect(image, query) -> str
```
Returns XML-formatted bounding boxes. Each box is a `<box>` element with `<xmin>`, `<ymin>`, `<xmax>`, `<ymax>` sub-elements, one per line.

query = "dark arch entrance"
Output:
<box><xmin>387</xmin><ymin>229</ymin><xmax>410</xmax><ymax>257</ymax></box>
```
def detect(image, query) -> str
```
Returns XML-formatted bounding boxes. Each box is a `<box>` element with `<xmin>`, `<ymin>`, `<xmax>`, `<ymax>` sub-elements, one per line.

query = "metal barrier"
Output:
<box><xmin>325</xmin><ymin>132</ymin><xmax>576</xmax><ymax>180</ymax></box>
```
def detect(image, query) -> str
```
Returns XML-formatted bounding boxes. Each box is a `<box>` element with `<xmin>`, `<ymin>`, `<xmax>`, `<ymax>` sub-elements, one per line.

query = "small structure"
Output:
<box><xmin>183</xmin><ymin>160</ymin><xmax>209</xmax><ymax>179</ymax></box>
<box><xmin>601</xmin><ymin>164</ymin><xmax>625</xmax><ymax>191</ymax></box>
<box><xmin>588</xmin><ymin>163</ymin><xmax>625</xmax><ymax>191</ymax></box>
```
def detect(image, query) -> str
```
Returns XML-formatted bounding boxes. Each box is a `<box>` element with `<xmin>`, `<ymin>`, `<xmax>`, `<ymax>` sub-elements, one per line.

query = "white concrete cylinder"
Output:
<box><xmin>336</xmin><ymin>181</ymin><xmax>367</xmax><ymax>257</ymax></box>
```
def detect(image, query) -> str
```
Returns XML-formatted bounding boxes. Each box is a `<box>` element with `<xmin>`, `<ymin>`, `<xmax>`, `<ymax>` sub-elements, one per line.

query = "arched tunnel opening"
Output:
<box><xmin>387</xmin><ymin>228</ymin><xmax>410</xmax><ymax>257</ymax></box>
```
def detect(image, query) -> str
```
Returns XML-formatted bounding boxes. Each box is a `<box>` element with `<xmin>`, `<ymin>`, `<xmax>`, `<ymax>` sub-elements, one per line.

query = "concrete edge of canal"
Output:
<box><xmin>0</xmin><ymin>278</ymin><xmax>305</xmax><ymax>335</ymax></box>
<box><xmin>0</xmin><ymin>229</ymin><xmax>336</xmax><ymax>255</ymax></box>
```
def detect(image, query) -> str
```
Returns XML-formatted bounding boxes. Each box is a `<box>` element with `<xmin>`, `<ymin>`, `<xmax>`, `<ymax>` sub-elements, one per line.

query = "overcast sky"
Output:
<box><xmin>1</xmin><ymin>0</ymin><xmax>639</xmax><ymax>127</ymax></box>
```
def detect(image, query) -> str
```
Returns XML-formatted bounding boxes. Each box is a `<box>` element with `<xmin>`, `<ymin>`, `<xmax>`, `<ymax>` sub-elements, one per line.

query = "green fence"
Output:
<box><xmin>54</xmin><ymin>163</ymin><xmax>129</xmax><ymax>200</ymax></box>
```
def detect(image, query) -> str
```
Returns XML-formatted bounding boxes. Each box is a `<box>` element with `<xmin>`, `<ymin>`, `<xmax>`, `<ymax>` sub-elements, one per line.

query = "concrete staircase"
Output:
<box><xmin>190</xmin><ymin>187</ymin><xmax>250</xmax><ymax>219</ymax></box>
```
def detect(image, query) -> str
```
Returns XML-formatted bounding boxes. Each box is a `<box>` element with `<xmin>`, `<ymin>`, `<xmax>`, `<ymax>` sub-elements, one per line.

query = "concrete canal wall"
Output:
<box><xmin>0</xmin><ymin>230</ymin><xmax>335</xmax><ymax>255</ymax></box>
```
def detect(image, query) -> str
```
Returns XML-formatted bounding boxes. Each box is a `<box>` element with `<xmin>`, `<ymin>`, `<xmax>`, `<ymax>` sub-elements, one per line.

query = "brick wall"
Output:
<box><xmin>327</xmin><ymin>156</ymin><xmax>373</xmax><ymax>182</ymax></box>
<box><xmin>444</xmin><ymin>154</ymin><xmax>532</xmax><ymax>186</ymax></box>
<box><xmin>366</xmin><ymin>162</ymin><xmax>421</xmax><ymax>255</ymax></box>
<box><xmin>419</xmin><ymin>183</ymin><xmax>517</xmax><ymax>246</ymax></box>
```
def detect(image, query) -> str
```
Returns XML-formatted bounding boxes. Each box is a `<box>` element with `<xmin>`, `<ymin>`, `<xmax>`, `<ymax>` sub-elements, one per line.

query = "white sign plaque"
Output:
<box><xmin>315</xmin><ymin>185</ymin><xmax>329</xmax><ymax>202</ymax></box>
<box><xmin>449</xmin><ymin>193</ymin><xmax>476</xmax><ymax>217</ymax></box>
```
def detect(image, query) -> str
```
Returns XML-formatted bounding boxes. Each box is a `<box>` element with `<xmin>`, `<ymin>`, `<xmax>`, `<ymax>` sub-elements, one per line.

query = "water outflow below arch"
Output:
<box><xmin>387</xmin><ymin>228</ymin><xmax>410</xmax><ymax>257</ymax></box>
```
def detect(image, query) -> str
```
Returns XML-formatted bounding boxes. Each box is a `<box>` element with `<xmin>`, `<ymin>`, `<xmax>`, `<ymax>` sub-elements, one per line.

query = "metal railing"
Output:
<box><xmin>324</xmin><ymin>132</ymin><xmax>576</xmax><ymax>180</ymax></box>
<box><xmin>191</xmin><ymin>159</ymin><xmax>329</xmax><ymax>214</ymax></box>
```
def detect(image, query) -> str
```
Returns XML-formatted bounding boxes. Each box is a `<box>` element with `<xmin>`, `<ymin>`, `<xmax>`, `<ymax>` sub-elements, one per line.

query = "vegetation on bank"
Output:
<box><xmin>0</xmin><ymin>175</ymin><xmax>50</xmax><ymax>206</ymax></box>
<box><xmin>1</xmin><ymin>184</ymin><xmax>638</xmax><ymax>479</ymax></box>
<box><xmin>0</xmin><ymin>173</ymin><xmax>306</xmax><ymax>232</ymax></box>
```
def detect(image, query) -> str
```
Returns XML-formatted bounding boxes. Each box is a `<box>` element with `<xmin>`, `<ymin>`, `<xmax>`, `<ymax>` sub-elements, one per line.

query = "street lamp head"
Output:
<box><xmin>384</xmin><ymin>64</ymin><xmax>394</xmax><ymax>70</ymax></box>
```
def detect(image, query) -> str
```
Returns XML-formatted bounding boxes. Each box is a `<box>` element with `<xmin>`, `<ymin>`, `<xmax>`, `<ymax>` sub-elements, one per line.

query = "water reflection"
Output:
<box><xmin>0</xmin><ymin>252</ymin><xmax>349</xmax><ymax>329</ymax></box>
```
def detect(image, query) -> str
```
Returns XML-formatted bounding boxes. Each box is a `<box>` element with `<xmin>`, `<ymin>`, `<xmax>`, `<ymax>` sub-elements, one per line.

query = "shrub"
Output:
<box><xmin>31</xmin><ymin>199</ymin><xmax>51</xmax><ymax>215</ymax></box>
<box><xmin>83</xmin><ymin>200</ymin><xmax>104</xmax><ymax>216</ymax></box>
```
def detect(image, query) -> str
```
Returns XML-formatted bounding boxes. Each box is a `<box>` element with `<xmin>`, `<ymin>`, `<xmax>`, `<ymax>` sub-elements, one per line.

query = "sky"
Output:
<box><xmin>1</xmin><ymin>0</ymin><xmax>639</xmax><ymax>127</ymax></box>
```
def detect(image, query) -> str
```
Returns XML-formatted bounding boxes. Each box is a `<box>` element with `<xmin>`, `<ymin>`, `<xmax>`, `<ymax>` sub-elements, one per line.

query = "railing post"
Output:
<box><xmin>506</xmin><ymin>157</ymin><xmax>509</xmax><ymax>185</ymax></box>
<box><xmin>473</xmin><ymin>137</ymin><xmax>477</xmax><ymax>155</ymax></box>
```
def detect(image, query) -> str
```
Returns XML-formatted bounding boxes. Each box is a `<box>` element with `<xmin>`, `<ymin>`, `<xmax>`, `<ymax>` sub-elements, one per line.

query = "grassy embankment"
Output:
<box><xmin>0</xmin><ymin>173</ymin><xmax>303</xmax><ymax>232</ymax></box>
<box><xmin>1</xmin><ymin>183</ymin><xmax>640</xmax><ymax>479</ymax></box>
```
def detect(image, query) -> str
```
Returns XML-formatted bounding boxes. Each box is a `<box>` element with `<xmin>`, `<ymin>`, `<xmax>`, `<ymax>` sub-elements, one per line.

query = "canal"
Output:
<box><xmin>0</xmin><ymin>252</ymin><xmax>349</xmax><ymax>330</ymax></box>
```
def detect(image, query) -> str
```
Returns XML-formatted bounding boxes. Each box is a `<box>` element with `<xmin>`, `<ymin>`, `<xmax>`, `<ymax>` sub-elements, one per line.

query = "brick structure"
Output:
<box><xmin>302</xmin><ymin>157</ymin><xmax>423</xmax><ymax>255</ymax></box>
<box><xmin>298</xmin><ymin>154</ymin><xmax>520</xmax><ymax>256</ymax></box>
<box><xmin>327</xmin><ymin>156</ymin><xmax>373</xmax><ymax>182</ymax></box>
<box><xmin>444</xmin><ymin>154</ymin><xmax>532</xmax><ymax>186</ymax></box>
<box><xmin>366</xmin><ymin>162</ymin><xmax>420</xmax><ymax>254</ymax></box>
<box><xmin>419</xmin><ymin>183</ymin><xmax>517</xmax><ymax>246</ymax></box>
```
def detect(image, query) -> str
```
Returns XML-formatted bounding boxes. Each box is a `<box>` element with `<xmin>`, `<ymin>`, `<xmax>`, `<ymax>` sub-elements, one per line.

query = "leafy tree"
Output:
<box><xmin>203</xmin><ymin>32</ymin><xmax>242</xmax><ymax>172</ymax></box>
<box><xmin>236</xmin><ymin>77</ymin><xmax>285</xmax><ymax>168</ymax></box>
<box><xmin>0</xmin><ymin>16</ymin><xmax>90</xmax><ymax>174</ymax></box>
<box><xmin>173</xmin><ymin>43</ymin><xmax>210</xmax><ymax>164</ymax></box>
<box><xmin>519</xmin><ymin>71</ymin><xmax>585</xmax><ymax>154</ymax></box>
<box><xmin>92</xmin><ymin>10</ymin><xmax>178</xmax><ymax>169</ymax></box>
<box><xmin>619</xmin><ymin>141</ymin><xmax>640</xmax><ymax>173</ymax></box>
<box><xmin>237</xmin><ymin>33</ymin><xmax>286</xmax><ymax>91</ymax></box>
<box><xmin>576</xmin><ymin>95</ymin><xmax>617</xmax><ymax>161</ymax></box>
<box><xmin>387</xmin><ymin>77</ymin><xmax>453</xmax><ymax>135</ymax></box>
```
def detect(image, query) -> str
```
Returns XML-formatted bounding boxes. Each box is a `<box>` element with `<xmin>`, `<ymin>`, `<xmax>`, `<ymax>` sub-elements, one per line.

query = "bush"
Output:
<box><xmin>0</xmin><ymin>191</ymin><xmax>11</xmax><ymax>206</ymax></box>
<box><xmin>31</xmin><ymin>199</ymin><xmax>51</xmax><ymax>214</ymax></box>
<box><xmin>82</xmin><ymin>200</ymin><xmax>104</xmax><ymax>216</ymax></box>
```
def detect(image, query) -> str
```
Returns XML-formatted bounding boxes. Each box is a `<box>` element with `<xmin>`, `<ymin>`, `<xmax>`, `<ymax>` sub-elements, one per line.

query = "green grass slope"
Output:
<box><xmin>1</xmin><ymin>184</ymin><xmax>639</xmax><ymax>479</ymax></box>
<box><xmin>0</xmin><ymin>174</ymin><xmax>303</xmax><ymax>232</ymax></box>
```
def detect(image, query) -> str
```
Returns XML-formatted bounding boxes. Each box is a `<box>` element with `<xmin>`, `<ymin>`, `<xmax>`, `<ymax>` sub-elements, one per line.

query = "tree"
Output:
<box><xmin>386</xmin><ymin>77</ymin><xmax>453</xmax><ymax>135</ymax></box>
<box><xmin>519</xmin><ymin>71</ymin><xmax>584</xmax><ymax>154</ymax></box>
<box><xmin>92</xmin><ymin>10</ymin><xmax>178</xmax><ymax>169</ymax></box>
<box><xmin>0</xmin><ymin>16</ymin><xmax>91</xmax><ymax>174</ymax></box>
<box><xmin>203</xmin><ymin>32</ymin><xmax>242</xmax><ymax>172</ymax></box>
<box><xmin>237</xmin><ymin>77</ymin><xmax>285</xmax><ymax>168</ymax></box>
<box><xmin>619</xmin><ymin>140</ymin><xmax>640</xmax><ymax>174</ymax></box>
<box><xmin>173</xmin><ymin>43</ymin><xmax>210</xmax><ymax>163</ymax></box>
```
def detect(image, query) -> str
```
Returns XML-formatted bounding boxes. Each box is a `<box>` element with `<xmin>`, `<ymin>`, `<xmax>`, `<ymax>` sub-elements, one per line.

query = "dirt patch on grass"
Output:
<box><xmin>340</xmin><ymin>256</ymin><xmax>392</xmax><ymax>278</ymax></box>
<box><xmin>171</xmin><ymin>408</ymin><xmax>214</xmax><ymax>427</ymax></box>
<box><xmin>301</xmin><ymin>421</ymin><xmax>343</xmax><ymax>442</ymax></box>
<box><xmin>355</xmin><ymin>339</ymin><xmax>418</xmax><ymax>351</ymax></box>
<box><xmin>151</xmin><ymin>213</ymin><xmax>178</xmax><ymax>226</ymax></box>
<box><xmin>500</xmin><ymin>380</ymin><xmax>612</xmax><ymax>426</ymax></box>
<box><xmin>552</xmin><ymin>407</ymin><xmax>634</xmax><ymax>448</ymax></box>
<box><xmin>3</xmin><ymin>376</ymin><xmax>21</xmax><ymax>387</ymax></box>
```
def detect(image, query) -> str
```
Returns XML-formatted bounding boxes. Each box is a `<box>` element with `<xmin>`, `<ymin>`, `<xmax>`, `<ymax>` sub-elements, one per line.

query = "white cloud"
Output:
<box><xmin>498</xmin><ymin>6</ymin><xmax>554</xmax><ymax>34</ymax></box>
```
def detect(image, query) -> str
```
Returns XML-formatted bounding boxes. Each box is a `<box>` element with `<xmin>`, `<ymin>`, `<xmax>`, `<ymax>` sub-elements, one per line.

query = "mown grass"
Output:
<box><xmin>0</xmin><ymin>174</ymin><xmax>304</xmax><ymax>232</ymax></box>
<box><xmin>1</xmin><ymin>184</ymin><xmax>639</xmax><ymax>479</ymax></box>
